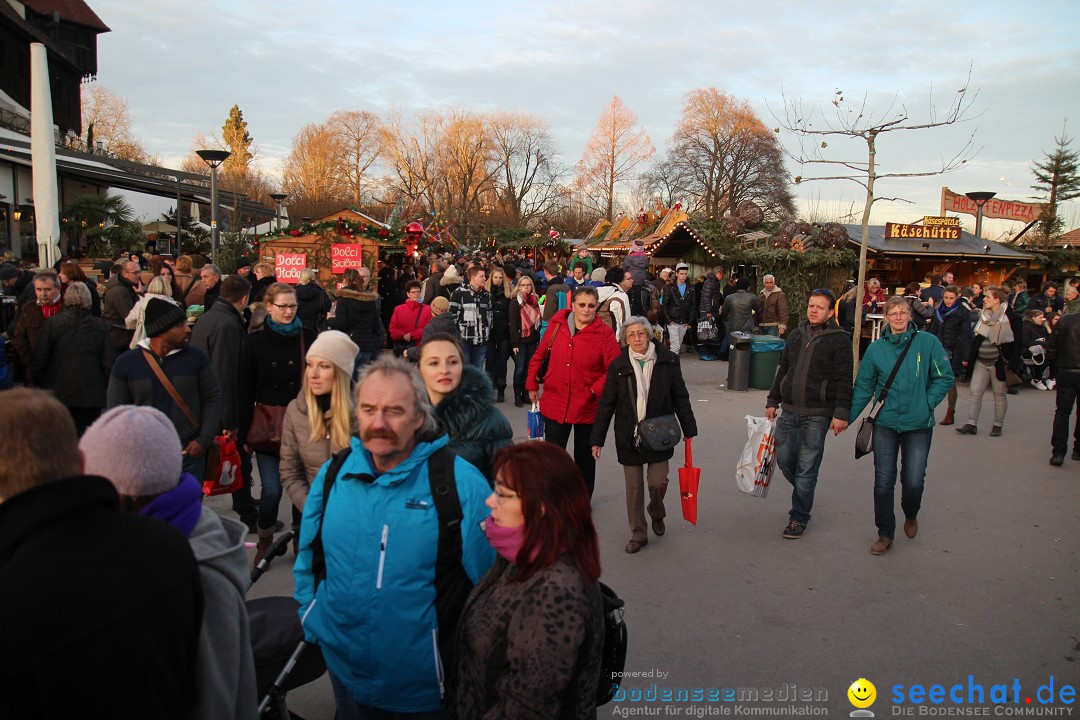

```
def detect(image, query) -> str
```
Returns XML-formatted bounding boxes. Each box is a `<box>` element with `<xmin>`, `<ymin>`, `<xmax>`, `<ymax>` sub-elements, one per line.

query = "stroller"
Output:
<box><xmin>248</xmin><ymin>530</ymin><xmax>327</xmax><ymax>719</ymax></box>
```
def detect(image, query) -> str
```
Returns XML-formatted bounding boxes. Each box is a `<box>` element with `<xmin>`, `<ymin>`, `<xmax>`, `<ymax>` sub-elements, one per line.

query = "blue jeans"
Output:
<box><xmin>329</xmin><ymin>672</ymin><xmax>447</xmax><ymax>720</ymax></box>
<box><xmin>513</xmin><ymin>340</ymin><xmax>538</xmax><ymax>391</ymax></box>
<box><xmin>774</xmin><ymin>412</ymin><xmax>830</xmax><ymax>523</ymax></box>
<box><xmin>761</xmin><ymin>326</ymin><xmax>780</xmax><ymax>337</ymax></box>
<box><xmin>255</xmin><ymin>451</ymin><xmax>283</xmax><ymax>531</ymax></box>
<box><xmin>872</xmin><ymin>425</ymin><xmax>933</xmax><ymax>538</ymax></box>
<box><xmin>464</xmin><ymin>342</ymin><xmax>488</xmax><ymax>369</ymax></box>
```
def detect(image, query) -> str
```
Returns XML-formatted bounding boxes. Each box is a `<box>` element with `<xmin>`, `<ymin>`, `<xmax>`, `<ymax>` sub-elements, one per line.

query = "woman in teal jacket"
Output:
<box><xmin>850</xmin><ymin>296</ymin><xmax>953</xmax><ymax>557</ymax></box>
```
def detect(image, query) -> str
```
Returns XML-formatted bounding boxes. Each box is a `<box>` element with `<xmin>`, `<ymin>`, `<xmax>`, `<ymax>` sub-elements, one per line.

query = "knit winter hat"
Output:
<box><xmin>80</xmin><ymin>406</ymin><xmax>183</xmax><ymax>497</ymax></box>
<box><xmin>144</xmin><ymin>297</ymin><xmax>186</xmax><ymax>337</ymax></box>
<box><xmin>591</xmin><ymin>268</ymin><xmax>607</xmax><ymax>283</ymax></box>
<box><xmin>630</xmin><ymin>239</ymin><xmax>646</xmax><ymax>253</ymax></box>
<box><xmin>307</xmin><ymin>330</ymin><xmax>359</xmax><ymax>377</ymax></box>
<box><xmin>442</xmin><ymin>265</ymin><xmax>461</xmax><ymax>284</ymax></box>
<box><xmin>430</xmin><ymin>296</ymin><xmax>450</xmax><ymax>315</ymax></box>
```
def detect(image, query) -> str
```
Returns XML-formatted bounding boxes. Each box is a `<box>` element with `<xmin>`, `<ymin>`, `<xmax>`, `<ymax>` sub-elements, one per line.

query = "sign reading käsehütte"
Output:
<box><xmin>885</xmin><ymin>222</ymin><xmax>961</xmax><ymax>240</ymax></box>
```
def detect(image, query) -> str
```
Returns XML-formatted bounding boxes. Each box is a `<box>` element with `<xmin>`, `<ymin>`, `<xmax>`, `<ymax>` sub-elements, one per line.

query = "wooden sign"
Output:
<box><xmin>331</xmin><ymin>244</ymin><xmax>365</xmax><ymax>274</ymax></box>
<box><xmin>940</xmin><ymin>187</ymin><xmax>1043</xmax><ymax>223</ymax></box>
<box><xmin>275</xmin><ymin>253</ymin><xmax>306</xmax><ymax>284</ymax></box>
<box><xmin>885</xmin><ymin>222</ymin><xmax>961</xmax><ymax>240</ymax></box>
<box><xmin>924</xmin><ymin>216</ymin><xmax>960</xmax><ymax>227</ymax></box>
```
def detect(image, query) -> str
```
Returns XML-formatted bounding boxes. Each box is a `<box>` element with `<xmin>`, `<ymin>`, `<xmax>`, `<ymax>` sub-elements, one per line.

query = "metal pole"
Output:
<box><xmin>175</xmin><ymin>175</ymin><xmax>182</xmax><ymax>256</ymax></box>
<box><xmin>210</xmin><ymin>167</ymin><xmax>219</xmax><ymax>259</ymax></box>
<box><xmin>276</xmin><ymin>202</ymin><xmax>281</xmax><ymax>231</ymax></box>
<box><xmin>974</xmin><ymin>206</ymin><xmax>984</xmax><ymax>240</ymax></box>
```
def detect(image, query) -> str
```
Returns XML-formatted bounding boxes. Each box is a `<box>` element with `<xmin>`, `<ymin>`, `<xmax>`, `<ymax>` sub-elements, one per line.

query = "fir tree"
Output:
<box><xmin>221</xmin><ymin>105</ymin><xmax>253</xmax><ymax>175</ymax></box>
<box><xmin>1031</xmin><ymin>130</ymin><xmax>1080</xmax><ymax>245</ymax></box>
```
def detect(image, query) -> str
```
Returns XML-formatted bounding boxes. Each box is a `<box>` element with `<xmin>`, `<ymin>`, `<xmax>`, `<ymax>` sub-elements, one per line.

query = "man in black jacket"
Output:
<box><xmin>190</xmin><ymin>275</ymin><xmax>258</xmax><ymax>528</ymax></box>
<box><xmin>765</xmin><ymin>290</ymin><xmax>853</xmax><ymax>539</ymax></box>
<box><xmin>0</xmin><ymin>389</ymin><xmax>204</xmax><ymax>719</ymax></box>
<box><xmin>661</xmin><ymin>262</ymin><xmax>697</xmax><ymax>354</ymax></box>
<box><xmin>1048</xmin><ymin>311</ymin><xmax>1080</xmax><ymax>466</ymax></box>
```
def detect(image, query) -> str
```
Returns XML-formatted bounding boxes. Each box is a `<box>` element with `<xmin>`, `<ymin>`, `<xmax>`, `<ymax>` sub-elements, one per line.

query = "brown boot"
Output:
<box><xmin>253</xmin><ymin>526</ymin><xmax>275</xmax><ymax>566</ymax></box>
<box><xmin>941</xmin><ymin>408</ymin><xmax>955</xmax><ymax>425</ymax></box>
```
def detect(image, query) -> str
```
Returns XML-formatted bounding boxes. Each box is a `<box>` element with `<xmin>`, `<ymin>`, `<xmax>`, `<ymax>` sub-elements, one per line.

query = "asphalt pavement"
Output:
<box><xmin>225</xmin><ymin>351</ymin><xmax>1080</xmax><ymax>718</ymax></box>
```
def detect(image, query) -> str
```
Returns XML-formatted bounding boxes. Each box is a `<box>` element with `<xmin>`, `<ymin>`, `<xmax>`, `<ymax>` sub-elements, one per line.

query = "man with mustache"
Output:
<box><xmin>294</xmin><ymin>355</ymin><xmax>494</xmax><ymax>717</ymax></box>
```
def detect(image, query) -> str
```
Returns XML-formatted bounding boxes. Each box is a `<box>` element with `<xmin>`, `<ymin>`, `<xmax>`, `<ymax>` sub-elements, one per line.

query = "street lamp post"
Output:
<box><xmin>196</xmin><ymin>149</ymin><xmax>231</xmax><ymax>259</ymax></box>
<box><xmin>965</xmin><ymin>191</ymin><xmax>996</xmax><ymax>240</ymax></box>
<box><xmin>269</xmin><ymin>193</ymin><xmax>287</xmax><ymax>231</ymax></box>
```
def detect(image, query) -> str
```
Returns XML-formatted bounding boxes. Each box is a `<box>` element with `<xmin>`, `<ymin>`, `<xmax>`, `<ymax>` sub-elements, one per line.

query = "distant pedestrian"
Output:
<box><xmin>296</xmin><ymin>268</ymin><xmax>332</xmax><ymax>333</ymax></box>
<box><xmin>956</xmin><ymin>286</ymin><xmax>1017</xmax><ymax>437</ymax></box>
<box><xmin>766</xmin><ymin>290</ymin><xmax>852</xmax><ymax>539</ymax></box>
<box><xmin>485</xmin><ymin>265</ymin><xmax>513</xmax><ymax>402</ymax></box>
<box><xmin>248</xmin><ymin>261</ymin><xmax>277</xmax><ymax>304</ymax></box>
<box><xmin>721</xmin><ymin>277</ymin><xmax>760</xmax><ymax>335</ymax></box>
<box><xmin>661</xmin><ymin>263</ymin><xmax>696</xmax><ymax>353</ymax></box>
<box><xmin>1048</xmin><ymin>312</ymin><xmax>1080</xmax><ymax>466</ymax></box>
<box><xmin>757</xmin><ymin>274</ymin><xmax>788</xmax><ymax>336</ymax></box>
<box><xmin>125</xmin><ymin>275</ymin><xmax>178</xmax><ymax>349</ymax></box>
<box><xmin>449</xmin><ymin>265</ymin><xmax>493</xmax><ymax>368</ymax></box>
<box><xmin>928</xmin><ymin>285</ymin><xmax>973</xmax><ymax>426</ymax></box>
<box><xmin>591</xmin><ymin>316</ymin><xmax>697</xmax><ymax>553</ymax></box>
<box><xmin>11</xmin><ymin>269</ymin><xmax>63</xmax><ymax>384</ymax></box>
<box><xmin>328</xmin><ymin>267</ymin><xmax>384</xmax><ymax>379</ymax></box>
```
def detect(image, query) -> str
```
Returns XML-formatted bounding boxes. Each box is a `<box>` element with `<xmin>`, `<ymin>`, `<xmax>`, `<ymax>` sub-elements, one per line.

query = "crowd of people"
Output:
<box><xmin>2</xmin><ymin>242</ymin><xmax>1079</xmax><ymax>717</ymax></box>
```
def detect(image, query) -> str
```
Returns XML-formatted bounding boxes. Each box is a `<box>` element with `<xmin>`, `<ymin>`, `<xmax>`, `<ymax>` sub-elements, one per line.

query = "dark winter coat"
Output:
<box><xmin>434</xmin><ymin>365</ymin><xmax>513</xmax><ymax>480</ymax></box>
<box><xmin>1049</xmin><ymin>312</ymin><xmax>1080</xmax><ymax>371</ymax></box>
<box><xmin>296</xmin><ymin>282</ymin><xmax>332</xmax><ymax>333</ymax></box>
<box><xmin>0</xmin><ymin>475</ymin><xmax>204</xmax><ymax>720</ymax></box>
<box><xmin>489</xmin><ymin>284</ymin><xmax>511</xmax><ymax>341</ymax></box>
<box><xmin>766</xmin><ymin>319</ymin><xmax>853</xmax><ymax>419</ymax></box>
<box><xmin>526</xmin><ymin>310</ymin><xmax>621</xmax><ymax>425</ymax></box>
<box><xmin>661</xmin><ymin>282</ymin><xmax>697</xmax><ymax>325</ymax></box>
<box><xmin>699</xmin><ymin>274</ymin><xmax>722</xmax><ymax>317</ymax></box>
<box><xmin>422</xmin><ymin>270</ymin><xmax>444</xmax><ymax>304</ymax></box>
<box><xmin>241</xmin><ymin>325</ymin><xmax>317</xmax><ymax>444</ymax></box>
<box><xmin>450</xmin><ymin>555</ymin><xmax>603</xmax><ymax>720</ymax></box>
<box><xmin>404</xmin><ymin>311</ymin><xmax>461</xmax><ymax>362</ymax></box>
<box><xmin>721</xmin><ymin>289</ymin><xmax>761</xmax><ymax>334</ymax></box>
<box><xmin>591</xmin><ymin>342</ymin><xmax>698</xmax><ymax>466</ymax></box>
<box><xmin>11</xmin><ymin>299</ymin><xmax>60</xmax><ymax>377</ymax></box>
<box><xmin>1029</xmin><ymin>292</ymin><xmax>1065</xmax><ymax>315</ymax></box>
<box><xmin>249</xmin><ymin>275</ymin><xmax>277</xmax><ymax>304</ymax></box>
<box><xmin>1022</xmin><ymin>320</ymin><xmax>1049</xmax><ymax>355</ymax></box>
<box><xmin>31</xmin><ymin>308</ymin><xmax>114</xmax><ymax>408</ymax></box>
<box><xmin>101</xmin><ymin>274</ymin><xmax>139</xmax><ymax>351</ymax></box>
<box><xmin>190</xmin><ymin>298</ymin><xmax>249</xmax><ymax>431</ymax></box>
<box><xmin>108</xmin><ymin>344</ymin><xmax>223</xmax><ymax>450</ymax></box>
<box><xmin>929</xmin><ymin>301</ymin><xmax>974</xmax><ymax>377</ymax></box>
<box><xmin>328</xmin><ymin>288</ymin><xmax>384</xmax><ymax>352</ymax></box>
<box><xmin>449</xmin><ymin>285</ymin><xmax>493</xmax><ymax>346</ymax></box>
<box><xmin>508</xmin><ymin>293</ymin><xmax>542</xmax><ymax>347</ymax></box>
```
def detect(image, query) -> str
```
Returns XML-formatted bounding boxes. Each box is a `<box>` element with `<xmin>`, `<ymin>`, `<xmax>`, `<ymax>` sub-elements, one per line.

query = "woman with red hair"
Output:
<box><xmin>451</xmin><ymin>442</ymin><xmax>604</xmax><ymax>719</ymax></box>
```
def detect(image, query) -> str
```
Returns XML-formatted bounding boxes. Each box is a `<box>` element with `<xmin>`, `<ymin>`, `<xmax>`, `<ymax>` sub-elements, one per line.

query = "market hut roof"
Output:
<box><xmin>842</xmin><ymin>224</ymin><xmax>1033</xmax><ymax>262</ymax></box>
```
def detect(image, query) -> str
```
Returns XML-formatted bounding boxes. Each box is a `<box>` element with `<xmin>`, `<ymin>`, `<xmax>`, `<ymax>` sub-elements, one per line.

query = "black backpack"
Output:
<box><xmin>628</xmin><ymin>284</ymin><xmax>659</xmax><ymax>323</ymax></box>
<box><xmin>596</xmin><ymin>582</ymin><xmax>628</xmax><ymax>706</ymax></box>
<box><xmin>309</xmin><ymin>445</ymin><xmax>472</xmax><ymax>677</ymax></box>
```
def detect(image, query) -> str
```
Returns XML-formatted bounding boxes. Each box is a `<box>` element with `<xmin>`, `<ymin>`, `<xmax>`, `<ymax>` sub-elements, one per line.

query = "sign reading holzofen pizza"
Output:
<box><xmin>885</xmin><ymin>222</ymin><xmax>961</xmax><ymax>240</ymax></box>
<box><xmin>940</xmin><ymin>187</ymin><xmax>1043</xmax><ymax>223</ymax></box>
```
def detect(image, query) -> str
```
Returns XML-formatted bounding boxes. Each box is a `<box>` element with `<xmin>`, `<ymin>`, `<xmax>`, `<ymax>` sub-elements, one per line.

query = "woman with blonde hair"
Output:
<box><xmin>485</xmin><ymin>264</ymin><xmax>514</xmax><ymax>403</ymax></box>
<box><xmin>174</xmin><ymin>254</ymin><xmax>203</xmax><ymax>306</ymax></box>
<box><xmin>296</xmin><ymin>267</ymin><xmax>332</xmax><ymax>333</ymax></box>
<box><xmin>280</xmin><ymin>330</ymin><xmax>358</xmax><ymax>551</ymax></box>
<box><xmin>125</xmin><ymin>275</ymin><xmax>178</xmax><ymax>349</ymax></box>
<box><xmin>250</xmin><ymin>261</ymin><xmax>278</xmax><ymax>303</ymax></box>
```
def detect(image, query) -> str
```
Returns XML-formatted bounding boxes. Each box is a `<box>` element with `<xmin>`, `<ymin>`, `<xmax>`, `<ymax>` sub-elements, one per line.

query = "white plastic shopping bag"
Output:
<box><xmin>736</xmin><ymin>415</ymin><xmax>776</xmax><ymax>497</ymax></box>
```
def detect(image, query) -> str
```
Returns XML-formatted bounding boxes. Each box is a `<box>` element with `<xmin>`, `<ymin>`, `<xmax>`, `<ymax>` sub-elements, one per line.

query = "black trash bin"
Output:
<box><xmin>727</xmin><ymin>331</ymin><xmax>751</xmax><ymax>391</ymax></box>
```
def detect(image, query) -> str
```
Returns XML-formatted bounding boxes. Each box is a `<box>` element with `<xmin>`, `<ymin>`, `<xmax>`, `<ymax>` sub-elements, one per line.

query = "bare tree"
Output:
<box><xmin>281</xmin><ymin>123</ymin><xmax>350</xmax><ymax>219</ymax></box>
<box><xmin>773</xmin><ymin>78</ymin><xmax>980</xmax><ymax>368</ymax></box>
<box><xmin>639</xmin><ymin>155</ymin><xmax>692</xmax><ymax>211</ymax></box>
<box><xmin>79</xmin><ymin>83</ymin><xmax>152</xmax><ymax>162</ymax></box>
<box><xmin>434</xmin><ymin>109</ymin><xmax>498</xmax><ymax>244</ymax></box>
<box><xmin>489</xmin><ymin>111</ymin><xmax>563</xmax><ymax>226</ymax></box>
<box><xmin>575</xmin><ymin>96</ymin><xmax>655</xmax><ymax>219</ymax></box>
<box><xmin>667</xmin><ymin>88</ymin><xmax>793</xmax><ymax>220</ymax></box>
<box><xmin>327</xmin><ymin>109</ymin><xmax>384</xmax><ymax>205</ymax></box>
<box><xmin>380</xmin><ymin>109</ymin><xmax>440</xmax><ymax>214</ymax></box>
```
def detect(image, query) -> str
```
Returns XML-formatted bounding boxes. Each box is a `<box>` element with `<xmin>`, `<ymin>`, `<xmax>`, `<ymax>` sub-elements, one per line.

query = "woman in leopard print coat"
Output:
<box><xmin>450</xmin><ymin>443</ymin><xmax>604</xmax><ymax>719</ymax></box>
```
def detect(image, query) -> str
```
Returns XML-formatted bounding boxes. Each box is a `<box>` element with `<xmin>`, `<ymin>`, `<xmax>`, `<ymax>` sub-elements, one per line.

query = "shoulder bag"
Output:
<box><xmin>627</xmin><ymin>375</ymin><xmax>682</xmax><ymax>452</ymax></box>
<box><xmin>854</xmin><ymin>329</ymin><xmax>917</xmax><ymax>459</ymax></box>
<box><xmin>535</xmin><ymin>324</ymin><xmax>561</xmax><ymax>383</ymax></box>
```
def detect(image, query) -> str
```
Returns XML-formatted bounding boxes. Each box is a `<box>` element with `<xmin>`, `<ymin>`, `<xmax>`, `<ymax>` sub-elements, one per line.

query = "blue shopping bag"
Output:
<box><xmin>527</xmin><ymin>402</ymin><xmax>545</xmax><ymax>440</ymax></box>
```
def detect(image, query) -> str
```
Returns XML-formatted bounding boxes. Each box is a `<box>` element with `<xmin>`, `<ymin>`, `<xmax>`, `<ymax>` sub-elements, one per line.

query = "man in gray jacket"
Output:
<box><xmin>721</xmin><ymin>277</ymin><xmax>761</xmax><ymax>335</ymax></box>
<box><xmin>765</xmin><ymin>289</ymin><xmax>852</xmax><ymax>539</ymax></box>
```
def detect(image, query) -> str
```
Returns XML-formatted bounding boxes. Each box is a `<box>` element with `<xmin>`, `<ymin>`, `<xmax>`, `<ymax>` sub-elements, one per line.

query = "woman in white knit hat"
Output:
<box><xmin>279</xmin><ymin>330</ymin><xmax>359</xmax><ymax>552</ymax></box>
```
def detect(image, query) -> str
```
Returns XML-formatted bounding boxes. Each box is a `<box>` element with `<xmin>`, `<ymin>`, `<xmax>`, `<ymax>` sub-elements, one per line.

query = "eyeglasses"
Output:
<box><xmin>886</xmin><ymin>311</ymin><xmax>910</xmax><ymax>318</ymax></box>
<box><xmin>271</xmin><ymin>303</ymin><xmax>298</xmax><ymax>311</ymax></box>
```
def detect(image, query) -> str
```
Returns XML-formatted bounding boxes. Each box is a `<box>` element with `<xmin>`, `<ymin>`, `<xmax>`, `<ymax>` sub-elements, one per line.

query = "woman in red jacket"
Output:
<box><xmin>388</xmin><ymin>280</ymin><xmax>432</xmax><ymax>354</ymax></box>
<box><xmin>527</xmin><ymin>286</ymin><xmax>620</xmax><ymax>495</ymax></box>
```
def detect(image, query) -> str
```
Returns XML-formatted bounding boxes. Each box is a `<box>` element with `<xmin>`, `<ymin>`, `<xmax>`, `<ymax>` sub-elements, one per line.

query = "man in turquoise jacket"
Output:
<box><xmin>849</xmin><ymin>297</ymin><xmax>953</xmax><ymax>556</ymax></box>
<box><xmin>294</xmin><ymin>356</ymin><xmax>494</xmax><ymax>716</ymax></box>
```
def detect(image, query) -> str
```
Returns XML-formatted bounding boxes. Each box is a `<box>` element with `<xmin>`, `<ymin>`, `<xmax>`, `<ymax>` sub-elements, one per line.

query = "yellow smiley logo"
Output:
<box><xmin>848</xmin><ymin>678</ymin><xmax>876</xmax><ymax>709</ymax></box>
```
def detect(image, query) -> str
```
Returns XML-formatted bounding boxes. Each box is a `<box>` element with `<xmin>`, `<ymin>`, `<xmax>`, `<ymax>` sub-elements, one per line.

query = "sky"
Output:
<box><xmin>89</xmin><ymin>0</ymin><xmax>1080</xmax><ymax>238</ymax></box>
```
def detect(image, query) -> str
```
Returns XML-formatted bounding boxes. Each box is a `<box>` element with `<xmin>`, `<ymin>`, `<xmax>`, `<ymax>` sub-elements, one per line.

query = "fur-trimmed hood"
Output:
<box><xmin>435</xmin><ymin>364</ymin><xmax>495</xmax><ymax>434</ymax></box>
<box><xmin>335</xmin><ymin>288</ymin><xmax>379</xmax><ymax>302</ymax></box>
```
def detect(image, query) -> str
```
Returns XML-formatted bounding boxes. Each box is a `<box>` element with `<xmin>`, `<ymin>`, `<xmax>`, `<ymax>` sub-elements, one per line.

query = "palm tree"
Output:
<box><xmin>61</xmin><ymin>193</ymin><xmax>136</xmax><ymax>256</ymax></box>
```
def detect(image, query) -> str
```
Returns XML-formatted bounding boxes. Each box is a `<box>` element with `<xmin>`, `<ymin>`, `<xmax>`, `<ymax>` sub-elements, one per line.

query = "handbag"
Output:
<box><xmin>697</xmin><ymin>317</ymin><xmax>718</xmax><ymax>342</ymax></box>
<box><xmin>248</xmin><ymin>403</ymin><xmax>288</xmax><ymax>454</ymax></box>
<box><xmin>202</xmin><ymin>433</ymin><xmax>243</xmax><ymax>495</ymax></box>
<box><xmin>247</xmin><ymin>333</ymin><xmax>305</xmax><ymax>454</ymax></box>
<box><xmin>854</xmin><ymin>328</ymin><xmax>917</xmax><ymax>459</ymax></box>
<box><xmin>626</xmin><ymin>375</ymin><xmax>682</xmax><ymax>452</ymax></box>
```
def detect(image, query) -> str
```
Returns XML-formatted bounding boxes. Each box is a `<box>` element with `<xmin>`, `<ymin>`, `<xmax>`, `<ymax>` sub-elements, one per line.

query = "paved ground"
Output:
<box><xmin>224</xmin><ymin>353</ymin><xmax>1080</xmax><ymax>718</ymax></box>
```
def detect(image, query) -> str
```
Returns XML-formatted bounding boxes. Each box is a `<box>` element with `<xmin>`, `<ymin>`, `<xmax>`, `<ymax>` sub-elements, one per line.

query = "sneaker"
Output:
<box><xmin>699</xmin><ymin>355</ymin><xmax>717</xmax><ymax>361</ymax></box>
<box><xmin>782</xmin><ymin>520</ymin><xmax>806</xmax><ymax>539</ymax></box>
<box><xmin>1046</xmin><ymin>379</ymin><xmax>1057</xmax><ymax>390</ymax></box>
<box><xmin>1031</xmin><ymin>379</ymin><xmax>1047</xmax><ymax>390</ymax></box>
<box><xmin>870</xmin><ymin>536</ymin><xmax>893</xmax><ymax>555</ymax></box>
<box><xmin>1050</xmin><ymin>455</ymin><xmax>1065</xmax><ymax>466</ymax></box>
